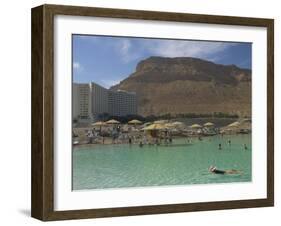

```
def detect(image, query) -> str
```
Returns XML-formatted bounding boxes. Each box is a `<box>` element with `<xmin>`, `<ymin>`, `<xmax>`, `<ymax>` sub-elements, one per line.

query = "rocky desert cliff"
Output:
<box><xmin>111</xmin><ymin>57</ymin><xmax>251</xmax><ymax>117</ymax></box>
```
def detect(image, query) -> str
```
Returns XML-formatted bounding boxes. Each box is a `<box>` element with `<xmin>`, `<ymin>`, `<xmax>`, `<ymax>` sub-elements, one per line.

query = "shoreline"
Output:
<box><xmin>73</xmin><ymin>133</ymin><xmax>251</xmax><ymax>150</ymax></box>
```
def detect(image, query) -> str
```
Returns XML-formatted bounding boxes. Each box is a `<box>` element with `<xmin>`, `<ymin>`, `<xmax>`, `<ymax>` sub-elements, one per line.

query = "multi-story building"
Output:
<box><xmin>73</xmin><ymin>82</ymin><xmax>137</xmax><ymax>122</ymax></box>
<box><xmin>108</xmin><ymin>90</ymin><xmax>137</xmax><ymax>117</ymax></box>
<box><xmin>91</xmin><ymin>82</ymin><xmax>109</xmax><ymax>119</ymax></box>
<box><xmin>73</xmin><ymin>83</ymin><xmax>92</xmax><ymax>122</ymax></box>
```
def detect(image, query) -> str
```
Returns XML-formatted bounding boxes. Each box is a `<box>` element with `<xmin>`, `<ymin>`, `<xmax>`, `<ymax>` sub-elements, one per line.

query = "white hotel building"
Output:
<box><xmin>73</xmin><ymin>83</ymin><xmax>92</xmax><ymax>122</ymax></box>
<box><xmin>73</xmin><ymin>82</ymin><xmax>137</xmax><ymax>122</ymax></box>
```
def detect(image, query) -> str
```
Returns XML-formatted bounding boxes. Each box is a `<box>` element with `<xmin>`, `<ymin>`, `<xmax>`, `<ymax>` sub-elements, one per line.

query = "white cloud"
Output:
<box><xmin>120</xmin><ymin>39</ymin><xmax>131</xmax><ymax>55</ymax></box>
<box><xmin>73</xmin><ymin>62</ymin><xmax>80</xmax><ymax>69</ymax></box>
<box><xmin>115</xmin><ymin>39</ymin><xmax>235</xmax><ymax>64</ymax></box>
<box><xmin>145</xmin><ymin>40</ymin><xmax>235</xmax><ymax>61</ymax></box>
<box><xmin>118</xmin><ymin>39</ymin><xmax>133</xmax><ymax>63</ymax></box>
<box><xmin>100</xmin><ymin>79</ymin><xmax>120</xmax><ymax>89</ymax></box>
<box><xmin>115</xmin><ymin>39</ymin><xmax>141</xmax><ymax>63</ymax></box>
<box><xmin>73</xmin><ymin>62</ymin><xmax>82</xmax><ymax>70</ymax></box>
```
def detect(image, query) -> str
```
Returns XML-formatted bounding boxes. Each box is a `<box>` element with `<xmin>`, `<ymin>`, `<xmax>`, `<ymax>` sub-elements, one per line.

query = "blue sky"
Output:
<box><xmin>73</xmin><ymin>35</ymin><xmax>252</xmax><ymax>88</ymax></box>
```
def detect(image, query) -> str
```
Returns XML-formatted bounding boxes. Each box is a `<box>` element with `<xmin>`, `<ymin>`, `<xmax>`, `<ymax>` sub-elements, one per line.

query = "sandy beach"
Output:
<box><xmin>73</xmin><ymin>118</ymin><xmax>251</xmax><ymax>148</ymax></box>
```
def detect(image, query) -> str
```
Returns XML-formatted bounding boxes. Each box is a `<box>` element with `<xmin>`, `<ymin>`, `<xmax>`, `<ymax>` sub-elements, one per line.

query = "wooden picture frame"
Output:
<box><xmin>31</xmin><ymin>4</ymin><xmax>274</xmax><ymax>221</ymax></box>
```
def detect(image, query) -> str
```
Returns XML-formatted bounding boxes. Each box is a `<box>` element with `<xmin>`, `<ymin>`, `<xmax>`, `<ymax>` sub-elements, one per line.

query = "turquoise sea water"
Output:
<box><xmin>73</xmin><ymin>134</ymin><xmax>251</xmax><ymax>190</ymax></box>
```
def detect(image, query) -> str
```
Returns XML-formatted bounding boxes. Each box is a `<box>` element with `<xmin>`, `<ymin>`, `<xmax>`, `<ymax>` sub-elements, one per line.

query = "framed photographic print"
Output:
<box><xmin>31</xmin><ymin>4</ymin><xmax>274</xmax><ymax>221</ymax></box>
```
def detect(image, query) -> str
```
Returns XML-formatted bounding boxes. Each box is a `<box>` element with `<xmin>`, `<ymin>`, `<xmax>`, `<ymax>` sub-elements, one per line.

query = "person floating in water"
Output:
<box><xmin>228</xmin><ymin>140</ymin><xmax>231</xmax><ymax>145</ymax></box>
<box><xmin>218</xmin><ymin>143</ymin><xmax>222</xmax><ymax>150</ymax></box>
<box><xmin>209</xmin><ymin>166</ymin><xmax>241</xmax><ymax>175</ymax></box>
<box><xmin>244</xmin><ymin>144</ymin><xmax>248</xmax><ymax>150</ymax></box>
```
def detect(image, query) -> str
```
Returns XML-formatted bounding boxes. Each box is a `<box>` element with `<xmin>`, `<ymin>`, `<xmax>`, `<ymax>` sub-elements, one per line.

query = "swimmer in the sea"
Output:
<box><xmin>208</xmin><ymin>166</ymin><xmax>242</xmax><ymax>175</ymax></box>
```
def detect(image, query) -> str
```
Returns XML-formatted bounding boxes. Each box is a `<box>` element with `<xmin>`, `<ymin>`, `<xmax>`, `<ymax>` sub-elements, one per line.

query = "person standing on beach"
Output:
<box><xmin>143</xmin><ymin>135</ymin><xmax>147</xmax><ymax>145</ymax></box>
<box><xmin>88</xmin><ymin>130</ymin><xmax>94</xmax><ymax>144</ymax></box>
<box><xmin>169</xmin><ymin>136</ymin><xmax>173</xmax><ymax>143</ymax></box>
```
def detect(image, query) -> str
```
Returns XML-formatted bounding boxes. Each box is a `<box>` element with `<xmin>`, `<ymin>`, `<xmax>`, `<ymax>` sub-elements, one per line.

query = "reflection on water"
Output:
<box><xmin>73</xmin><ymin>134</ymin><xmax>251</xmax><ymax>190</ymax></box>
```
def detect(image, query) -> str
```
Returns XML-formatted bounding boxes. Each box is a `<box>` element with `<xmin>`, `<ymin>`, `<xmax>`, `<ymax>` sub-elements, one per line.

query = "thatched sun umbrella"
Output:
<box><xmin>165</xmin><ymin>121</ymin><xmax>184</xmax><ymax>129</ymax></box>
<box><xmin>128</xmin><ymin>119</ymin><xmax>142</xmax><ymax>125</ymax></box>
<box><xmin>190</xmin><ymin>124</ymin><xmax>202</xmax><ymax>129</ymax></box>
<box><xmin>92</xmin><ymin>121</ymin><xmax>106</xmax><ymax>132</ymax></box>
<box><xmin>92</xmin><ymin>121</ymin><xmax>106</xmax><ymax>126</ymax></box>
<box><xmin>141</xmin><ymin>122</ymin><xmax>152</xmax><ymax>130</ymax></box>
<box><xmin>154</xmin><ymin>120</ymin><xmax>168</xmax><ymax>124</ymax></box>
<box><xmin>242</xmin><ymin>118</ymin><xmax>251</xmax><ymax>123</ymax></box>
<box><xmin>204</xmin><ymin>122</ymin><xmax>214</xmax><ymax>127</ymax></box>
<box><xmin>172</xmin><ymin>121</ymin><xmax>184</xmax><ymax>126</ymax></box>
<box><xmin>106</xmin><ymin>119</ymin><xmax>120</xmax><ymax>125</ymax></box>
<box><xmin>143</xmin><ymin>122</ymin><xmax>152</xmax><ymax>127</ymax></box>
<box><xmin>165</xmin><ymin>122</ymin><xmax>175</xmax><ymax>129</ymax></box>
<box><xmin>227</xmin><ymin>121</ymin><xmax>240</xmax><ymax>127</ymax></box>
<box><xmin>142</xmin><ymin>123</ymin><xmax>166</xmax><ymax>130</ymax></box>
<box><xmin>142</xmin><ymin>123</ymin><xmax>167</xmax><ymax>138</ymax></box>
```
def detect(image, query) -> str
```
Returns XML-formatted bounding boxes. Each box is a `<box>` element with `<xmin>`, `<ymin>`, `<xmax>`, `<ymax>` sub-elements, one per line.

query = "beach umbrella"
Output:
<box><xmin>92</xmin><ymin>121</ymin><xmax>106</xmax><ymax>126</ymax></box>
<box><xmin>142</xmin><ymin>123</ymin><xmax>166</xmax><ymax>130</ymax></box>
<box><xmin>204</xmin><ymin>122</ymin><xmax>214</xmax><ymax>127</ymax></box>
<box><xmin>141</xmin><ymin>122</ymin><xmax>152</xmax><ymax>129</ymax></box>
<box><xmin>242</xmin><ymin>118</ymin><xmax>251</xmax><ymax>123</ymax></box>
<box><xmin>143</xmin><ymin>122</ymin><xmax>152</xmax><ymax>126</ymax></box>
<box><xmin>142</xmin><ymin>123</ymin><xmax>167</xmax><ymax>138</ymax></box>
<box><xmin>172</xmin><ymin>121</ymin><xmax>184</xmax><ymax>126</ymax></box>
<box><xmin>165</xmin><ymin>122</ymin><xmax>175</xmax><ymax>128</ymax></box>
<box><xmin>128</xmin><ymin>119</ymin><xmax>142</xmax><ymax>125</ymax></box>
<box><xmin>241</xmin><ymin>119</ymin><xmax>251</xmax><ymax>129</ymax></box>
<box><xmin>106</xmin><ymin>119</ymin><xmax>120</xmax><ymax>124</ymax></box>
<box><xmin>92</xmin><ymin>121</ymin><xmax>106</xmax><ymax>132</ymax></box>
<box><xmin>165</xmin><ymin>122</ymin><xmax>184</xmax><ymax>129</ymax></box>
<box><xmin>154</xmin><ymin>120</ymin><xmax>168</xmax><ymax>124</ymax></box>
<box><xmin>227</xmin><ymin>121</ymin><xmax>240</xmax><ymax>127</ymax></box>
<box><xmin>190</xmin><ymin>124</ymin><xmax>202</xmax><ymax>129</ymax></box>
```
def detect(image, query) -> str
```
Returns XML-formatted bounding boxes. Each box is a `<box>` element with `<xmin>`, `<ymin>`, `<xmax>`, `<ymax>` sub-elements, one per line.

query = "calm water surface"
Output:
<box><xmin>73</xmin><ymin>134</ymin><xmax>251</xmax><ymax>190</ymax></box>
